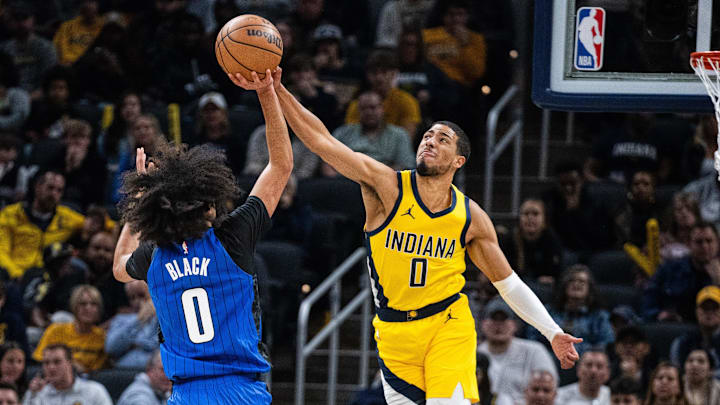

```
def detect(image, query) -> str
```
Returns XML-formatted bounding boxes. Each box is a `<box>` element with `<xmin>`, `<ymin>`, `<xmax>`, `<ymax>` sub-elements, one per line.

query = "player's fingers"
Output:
<box><xmin>234</xmin><ymin>73</ymin><xmax>250</xmax><ymax>87</ymax></box>
<box><xmin>251</xmin><ymin>71</ymin><xmax>260</xmax><ymax>83</ymax></box>
<box><xmin>264</xmin><ymin>69</ymin><xmax>273</xmax><ymax>85</ymax></box>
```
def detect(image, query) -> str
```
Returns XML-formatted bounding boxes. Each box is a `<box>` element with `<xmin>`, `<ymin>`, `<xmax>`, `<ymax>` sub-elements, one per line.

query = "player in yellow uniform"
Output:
<box><xmin>229</xmin><ymin>70</ymin><xmax>582</xmax><ymax>405</ymax></box>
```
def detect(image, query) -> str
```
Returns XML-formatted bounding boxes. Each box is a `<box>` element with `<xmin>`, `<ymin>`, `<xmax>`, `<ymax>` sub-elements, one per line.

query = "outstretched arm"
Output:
<box><xmin>465</xmin><ymin>200</ymin><xmax>582</xmax><ymax>369</ymax></box>
<box><xmin>229</xmin><ymin>71</ymin><xmax>293</xmax><ymax>217</ymax></box>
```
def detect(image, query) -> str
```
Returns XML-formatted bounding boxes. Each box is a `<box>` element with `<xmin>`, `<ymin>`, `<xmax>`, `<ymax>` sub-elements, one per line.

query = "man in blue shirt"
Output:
<box><xmin>112</xmin><ymin>70</ymin><xmax>293</xmax><ymax>405</ymax></box>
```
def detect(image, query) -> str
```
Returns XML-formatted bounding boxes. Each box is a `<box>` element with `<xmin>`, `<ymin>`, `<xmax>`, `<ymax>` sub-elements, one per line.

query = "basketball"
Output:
<box><xmin>215</xmin><ymin>14</ymin><xmax>283</xmax><ymax>81</ymax></box>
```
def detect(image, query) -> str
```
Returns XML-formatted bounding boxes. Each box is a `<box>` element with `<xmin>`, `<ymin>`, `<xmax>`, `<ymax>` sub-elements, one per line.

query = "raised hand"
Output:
<box><xmin>227</xmin><ymin>69</ymin><xmax>274</xmax><ymax>92</ymax></box>
<box><xmin>136</xmin><ymin>147</ymin><xmax>151</xmax><ymax>175</ymax></box>
<box><xmin>551</xmin><ymin>332</ymin><xmax>583</xmax><ymax>369</ymax></box>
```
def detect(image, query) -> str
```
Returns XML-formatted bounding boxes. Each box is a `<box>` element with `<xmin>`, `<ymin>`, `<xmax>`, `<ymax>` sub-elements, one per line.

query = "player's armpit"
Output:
<box><xmin>464</xmin><ymin>201</ymin><xmax>513</xmax><ymax>282</ymax></box>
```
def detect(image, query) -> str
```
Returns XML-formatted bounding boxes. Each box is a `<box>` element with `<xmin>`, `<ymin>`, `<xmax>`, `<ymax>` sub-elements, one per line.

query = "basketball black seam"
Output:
<box><xmin>219</xmin><ymin>24</ymin><xmax>279</xmax><ymax>42</ymax></box>
<box><xmin>220</xmin><ymin>36</ymin><xmax>266</xmax><ymax>78</ymax></box>
<box><xmin>223</xmin><ymin>37</ymin><xmax>283</xmax><ymax>57</ymax></box>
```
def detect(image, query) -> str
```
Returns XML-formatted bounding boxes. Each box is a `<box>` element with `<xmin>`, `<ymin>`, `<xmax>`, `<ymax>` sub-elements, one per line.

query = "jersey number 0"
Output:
<box><xmin>410</xmin><ymin>258</ymin><xmax>428</xmax><ymax>287</ymax></box>
<box><xmin>181</xmin><ymin>288</ymin><xmax>216</xmax><ymax>343</ymax></box>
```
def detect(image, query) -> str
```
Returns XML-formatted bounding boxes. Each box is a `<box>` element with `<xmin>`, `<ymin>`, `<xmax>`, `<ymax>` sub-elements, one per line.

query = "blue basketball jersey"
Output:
<box><xmin>146</xmin><ymin>228</ymin><xmax>270</xmax><ymax>381</ymax></box>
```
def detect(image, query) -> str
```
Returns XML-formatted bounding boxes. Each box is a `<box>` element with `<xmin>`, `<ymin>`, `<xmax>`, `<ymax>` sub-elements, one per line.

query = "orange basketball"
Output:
<box><xmin>215</xmin><ymin>14</ymin><xmax>283</xmax><ymax>81</ymax></box>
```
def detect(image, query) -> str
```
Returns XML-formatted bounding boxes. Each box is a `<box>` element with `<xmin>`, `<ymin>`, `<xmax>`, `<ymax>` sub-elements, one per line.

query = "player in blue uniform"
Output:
<box><xmin>112</xmin><ymin>70</ymin><xmax>292</xmax><ymax>404</ymax></box>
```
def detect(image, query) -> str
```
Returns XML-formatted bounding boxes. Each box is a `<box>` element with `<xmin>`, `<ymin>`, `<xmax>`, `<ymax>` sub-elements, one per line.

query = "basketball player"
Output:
<box><xmin>112</xmin><ymin>71</ymin><xmax>291</xmax><ymax>405</ymax></box>
<box><xmin>229</xmin><ymin>69</ymin><xmax>582</xmax><ymax>405</ymax></box>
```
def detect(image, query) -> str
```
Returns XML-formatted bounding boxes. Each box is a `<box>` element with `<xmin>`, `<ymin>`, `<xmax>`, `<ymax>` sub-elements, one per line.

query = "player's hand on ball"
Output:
<box><xmin>228</xmin><ymin>69</ymin><xmax>274</xmax><ymax>92</ymax></box>
<box><xmin>271</xmin><ymin>67</ymin><xmax>283</xmax><ymax>89</ymax></box>
<box><xmin>551</xmin><ymin>333</ymin><xmax>582</xmax><ymax>369</ymax></box>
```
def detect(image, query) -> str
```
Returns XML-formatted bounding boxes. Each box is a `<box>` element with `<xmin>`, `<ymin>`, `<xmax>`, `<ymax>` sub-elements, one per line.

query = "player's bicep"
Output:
<box><xmin>466</xmin><ymin>203</ymin><xmax>513</xmax><ymax>282</ymax></box>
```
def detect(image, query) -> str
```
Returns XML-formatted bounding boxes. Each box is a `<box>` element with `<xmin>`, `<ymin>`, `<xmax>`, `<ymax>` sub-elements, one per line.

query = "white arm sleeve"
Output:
<box><xmin>492</xmin><ymin>272</ymin><xmax>563</xmax><ymax>342</ymax></box>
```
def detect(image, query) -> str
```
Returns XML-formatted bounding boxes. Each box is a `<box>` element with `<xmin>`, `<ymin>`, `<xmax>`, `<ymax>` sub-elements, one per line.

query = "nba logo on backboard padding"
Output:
<box><xmin>574</xmin><ymin>7</ymin><xmax>605</xmax><ymax>71</ymax></box>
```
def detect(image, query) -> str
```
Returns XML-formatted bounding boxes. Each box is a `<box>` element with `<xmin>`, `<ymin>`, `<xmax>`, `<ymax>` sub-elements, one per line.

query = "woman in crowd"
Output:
<box><xmin>644</xmin><ymin>362</ymin><xmax>687</xmax><ymax>405</ymax></box>
<box><xmin>526</xmin><ymin>264</ymin><xmax>615</xmax><ymax>357</ymax></box>
<box><xmin>32</xmin><ymin>285</ymin><xmax>107</xmax><ymax>373</ymax></box>
<box><xmin>500</xmin><ymin>198</ymin><xmax>564</xmax><ymax>284</ymax></box>
<box><xmin>683</xmin><ymin>349</ymin><xmax>720</xmax><ymax>405</ymax></box>
<box><xmin>660</xmin><ymin>192</ymin><xmax>700</xmax><ymax>260</ymax></box>
<box><xmin>0</xmin><ymin>342</ymin><xmax>26</xmax><ymax>396</ymax></box>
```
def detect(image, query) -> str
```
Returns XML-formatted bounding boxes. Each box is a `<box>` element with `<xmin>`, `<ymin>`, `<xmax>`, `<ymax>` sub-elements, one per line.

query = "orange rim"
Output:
<box><xmin>691</xmin><ymin>51</ymin><xmax>720</xmax><ymax>70</ymax></box>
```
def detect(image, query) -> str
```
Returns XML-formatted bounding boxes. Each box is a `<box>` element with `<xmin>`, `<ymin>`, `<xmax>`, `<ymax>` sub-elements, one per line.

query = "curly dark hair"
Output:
<box><xmin>119</xmin><ymin>143</ymin><xmax>241</xmax><ymax>246</ymax></box>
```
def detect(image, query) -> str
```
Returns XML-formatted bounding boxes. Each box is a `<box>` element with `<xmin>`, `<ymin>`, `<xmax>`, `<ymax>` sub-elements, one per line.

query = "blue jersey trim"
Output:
<box><xmin>378</xmin><ymin>357</ymin><xmax>426</xmax><ymax>404</ymax></box>
<box><xmin>364</xmin><ymin>236</ymin><xmax>389</xmax><ymax>309</ymax></box>
<box><xmin>460</xmin><ymin>196</ymin><xmax>471</xmax><ymax>248</ymax></box>
<box><xmin>366</xmin><ymin>171</ymin><xmax>403</xmax><ymax>237</ymax></box>
<box><xmin>410</xmin><ymin>170</ymin><xmax>456</xmax><ymax>218</ymax></box>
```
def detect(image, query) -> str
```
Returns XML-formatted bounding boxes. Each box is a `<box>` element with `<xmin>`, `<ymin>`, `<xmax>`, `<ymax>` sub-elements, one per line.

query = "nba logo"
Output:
<box><xmin>574</xmin><ymin>7</ymin><xmax>605</xmax><ymax>71</ymax></box>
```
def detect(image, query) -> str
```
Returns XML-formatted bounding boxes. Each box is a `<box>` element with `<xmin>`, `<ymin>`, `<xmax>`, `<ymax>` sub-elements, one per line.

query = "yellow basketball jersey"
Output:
<box><xmin>365</xmin><ymin>170</ymin><xmax>470</xmax><ymax>311</ymax></box>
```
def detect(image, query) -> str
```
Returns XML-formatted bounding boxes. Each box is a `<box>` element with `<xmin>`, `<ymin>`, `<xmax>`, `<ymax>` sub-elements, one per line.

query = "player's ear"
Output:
<box><xmin>453</xmin><ymin>155</ymin><xmax>466</xmax><ymax>169</ymax></box>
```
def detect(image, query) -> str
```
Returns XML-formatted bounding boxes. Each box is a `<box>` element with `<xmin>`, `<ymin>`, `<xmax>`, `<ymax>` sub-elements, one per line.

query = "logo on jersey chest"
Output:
<box><xmin>384</xmin><ymin>228</ymin><xmax>455</xmax><ymax>258</ymax></box>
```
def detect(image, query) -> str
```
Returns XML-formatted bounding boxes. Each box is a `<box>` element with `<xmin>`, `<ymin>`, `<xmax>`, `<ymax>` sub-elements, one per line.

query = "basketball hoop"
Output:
<box><xmin>691</xmin><ymin>51</ymin><xmax>720</xmax><ymax>180</ymax></box>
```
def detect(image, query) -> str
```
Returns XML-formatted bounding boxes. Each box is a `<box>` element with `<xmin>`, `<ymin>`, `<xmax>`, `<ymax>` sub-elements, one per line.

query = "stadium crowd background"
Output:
<box><xmin>0</xmin><ymin>0</ymin><xmax>718</xmax><ymax>404</ymax></box>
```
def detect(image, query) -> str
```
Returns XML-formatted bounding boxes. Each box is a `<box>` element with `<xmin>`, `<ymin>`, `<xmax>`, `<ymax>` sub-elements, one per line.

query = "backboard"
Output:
<box><xmin>532</xmin><ymin>0</ymin><xmax>719</xmax><ymax>112</ymax></box>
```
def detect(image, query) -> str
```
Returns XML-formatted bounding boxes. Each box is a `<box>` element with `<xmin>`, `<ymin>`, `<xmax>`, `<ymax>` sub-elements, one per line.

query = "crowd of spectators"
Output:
<box><xmin>2</xmin><ymin>0</ymin><xmax>720</xmax><ymax>404</ymax></box>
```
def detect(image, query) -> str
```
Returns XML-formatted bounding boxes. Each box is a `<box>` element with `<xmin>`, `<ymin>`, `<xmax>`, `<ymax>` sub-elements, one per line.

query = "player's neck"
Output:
<box><xmin>415</xmin><ymin>173</ymin><xmax>454</xmax><ymax>212</ymax></box>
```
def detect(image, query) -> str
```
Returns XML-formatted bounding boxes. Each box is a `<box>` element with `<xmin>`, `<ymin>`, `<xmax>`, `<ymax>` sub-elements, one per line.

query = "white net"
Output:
<box><xmin>691</xmin><ymin>54</ymin><xmax>720</xmax><ymax>180</ymax></box>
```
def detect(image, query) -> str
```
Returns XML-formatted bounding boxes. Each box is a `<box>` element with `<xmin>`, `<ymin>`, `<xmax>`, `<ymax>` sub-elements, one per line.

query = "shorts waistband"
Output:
<box><xmin>376</xmin><ymin>294</ymin><xmax>461</xmax><ymax>322</ymax></box>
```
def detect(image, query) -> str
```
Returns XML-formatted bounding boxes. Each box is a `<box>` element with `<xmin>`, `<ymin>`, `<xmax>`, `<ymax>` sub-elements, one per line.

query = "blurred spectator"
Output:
<box><xmin>21</xmin><ymin>242</ymin><xmax>85</xmax><ymax>332</ymax></box>
<box><xmin>375</xmin><ymin>0</ymin><xmax>435</xmax><ymax>48</ymax></box>
<box><xmin>105</xmin><ymin>280</ymin><xmax>158</xmax><ymax>369</ymax></box>
<box><xmin>207</xmin><ymin>0</ymin><xmax>239</xmax><ymax>36</ymax></box>
<box><xmin>0</xmin><ymin>170</ymin><xmax>84</xmax><ymax>279</ymax></box>
<box><xmin>0</xmin><ymin>282</ymin><xmax>27</xmax><ymax>355</ymax></box>
<box><xmin>524</xmin><ymin>370</ymin><xmax>557</xmax><ymax>405</ymax></box>
<box><xmin>116</xmin><ymin>350</ymin><xmax>171</xmax><ymax>405</ymax></box>
<box><xmin>682</xmin><ymin>115</ymin><xmax>718</xmax><ymax>182</ymax></box>
<box><xmin>286</xmin><ymin>0</ymin><xmax>327</xmax><ymax>53</ymax></box>
<box><xmin>682</xmin><ymin>172</ymin><xmax>720</xmax><ymax>226</ymax></box>
<box><xmin>311</xmin><ymin>24</ymin><xmax>356</xmax><ymax>81</ymax></box>
<box><xmin>81</xmin><ymin>231</ymin><xmax>127</xmax><ymax>321</ymax></box>
<box><xmin>670</xmin><ymin>286</ymin><xmax>720</xmax><ymax>372</ymax></box>
<box><xmin>52</xmin><ymin>0</ymin><xmax>105</xmax><ymax>66</ymax></box>
<box><xmin>556</xmin><ymin>349</ymin><xmax>611</xmax><ymax>404</ymax></box>
<box><xmin>244</xmin><ymin>125</ymin><xmax>319</xmax><ymax>180</ymax></box>
<box><xmin>641</xmin><ymin>222</ymin><xmax>719</xmax><ymax>322</ymax></box>
<box><xmin>345</xmin><ymin>50</ymin><xmax>421</xmax><ymax>139</ymax></box>
<box><xmin>609</xmin><ymin>326</ymin><xmax>657</xmax><ymax>389</ymax></box>
<box><xmin>660</xmin><ymin>192</ymin><xmax>700</xmax><ymax>260</ymax></box>
<box><xmin>287</xmin><ymin>54</ymin><xmax>341</xmax><ymax>130</ymax></box>
<box><xmin>0</xmin><ymin>134</ymin><xmax>21</xmax><ymax>208</ymax></box>
<box><xmin>682</xmin><ymin>348</ymin><xmax>720</xmax><ymax>405</ymax></box>
<box><xmin>97</xmin><ymin>91</ymin><xmax>142</xmax><ymax>203</ymax></box>
<box><xmin>0</xmin><ymin>381</ymin><xmax>18</xmax><ymax>405</ymax></box>
<box><xmin>476</xmin><ymin>352</ymin><xmax>511</xmax><ymax>405</ymax></box>
<box><xmin>73</xmin><ymin>20</ymin><xmax>131</xmax><ymax>102</ymax></box>
<box><xmin>588</xmin><ymin>114</ymin><xmax>661</xmax><ymax>185</ymax></box>
<box><xmin>613</xmin><ymin>170</ymin><xmax>660</xmax><ymax>248</ymax></box>
<box><xmin>422</xmin><ymin>0</ymin><xmax>486</xmax><ymax>132</ymax></box>
<box><xmin>67</xmin><ymin>205</ymin><xmax>114</xmax><ymax>251</ymax></box>
<box><xmin>326</xmin><ymin>90</ymin><xmax>414</xmax><ymax>176</ymax></box>
<box><xmin>111</xmin><ymin>113</ymin><xmax>166</xmax><ymax>203</ymax></box>
<box><xmin>609</xmin><ymin>377</ymin><xmax>643</xmax><ymax>405</ymax></box>
<box><xmin>33</xmin><ymin>285</ymin><xmax>108</xmax><ymax>373</ymax></box>
<box><xmin>0</xmin><ymin>342</ymin><xmax>26</xmax><ymax>396</ymax></box>
<box><xmin>0</xmin><ymin>2</ymin><xmax>57</xmax><ymax>98</ymax></box>
<box><xmin>500</xmin><ymin>198</ymin><xmax>564</xmax><ymax>283</ymax></box>
<box><xmin>24</xmin><ymin>344</ymin><xmax>112</xmax><ymax>405</ymax></box>
<box><xmin>275</xmin><ymin>19</ymin><xmax>297</xmax><ymax>63</ymax></box>
<box><xmin>264</xmin><ymin>174</ymin><xmax>313</xmax><ymax>247</ymax></box>
<box><xmin>149</xmin><ymin>12</ymin><xmax>220</xmax><ymax>103</ymax></box>
<box><xmin>477</xmin><ymin>296</ymin><xmax>558</xmax><ymax>404</ymax></box>
<box><xmin>24</xmin><ymin>66</ymin><xmax>76</xmax><ymax>141</ymax></box>
<box><xmin>543</xmin><ymin>160</ymin><xmax>615</xmax><ymax>257</ymax></box>
<box><xmin>644</xmin><ymin>362</ymin><xmax>687</xmax><ymax>405</ymax></box>
<box><xmin>395</xmin><ymin>30</ymin><xmax>430</xmax><ymax>112</ymax></box>
<box><xmin>187</xmin><ymin>92</ymin><xmax>246</xmax><ymax>176</ymax></box>
<box><xmin>609</xmin><ymin>306</ymin><xmax>641</xmax><ymax>337</ymax></box>
<box><xmin>527</xmin><ymin>266</ymin><xmax>614</xmax><ymax>357</ymax></box>
<box><xmin>54</xmin><ymin>119</ymin><xmax>107</xmax><ymax>210</ymax></box>
<box><xmin>0</xmin><ymin>57</ymin><xmax>30</xmax><ymax>133</ymax></box>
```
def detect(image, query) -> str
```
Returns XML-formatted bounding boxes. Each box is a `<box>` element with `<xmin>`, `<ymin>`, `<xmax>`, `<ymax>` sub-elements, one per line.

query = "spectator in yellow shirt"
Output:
<box><xmin>33</xmin><ymin>285</ymin><xmax>108</xmax><ymax>373</ymax></box>
<box><xmin>53</xmin><ymin>0</ymin><xmax>105</xmax><ymax>66</ymax></box>
<box><xmin>345</xmin><ymin>50</ymin><xmax>421</xmax><ymax>140</ymax></box>
<box><xmin>0</xmin><ymin>171</ymin><xmax>84</xmax><ymax>279</ymax></box>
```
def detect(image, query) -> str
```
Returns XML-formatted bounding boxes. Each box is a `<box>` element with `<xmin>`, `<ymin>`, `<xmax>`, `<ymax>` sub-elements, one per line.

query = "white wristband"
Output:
<box><xmin>492</xmin><ymin>272</ymin><xmax>563</xmax><ymax>343</ymax></box>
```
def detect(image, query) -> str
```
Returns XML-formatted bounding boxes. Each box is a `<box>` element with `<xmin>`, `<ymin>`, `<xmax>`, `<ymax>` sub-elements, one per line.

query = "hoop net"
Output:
<box><xmin>691</xmin><ymin>51</ymin><xmax>720</xmax><ymax>180</ymax></box>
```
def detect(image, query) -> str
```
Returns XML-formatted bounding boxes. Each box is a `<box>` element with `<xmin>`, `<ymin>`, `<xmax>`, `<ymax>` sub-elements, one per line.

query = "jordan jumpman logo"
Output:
<box><xmin>401</xmin><ymin>204</ymin><xmax>415</xmax><ymax>219</ymax></box>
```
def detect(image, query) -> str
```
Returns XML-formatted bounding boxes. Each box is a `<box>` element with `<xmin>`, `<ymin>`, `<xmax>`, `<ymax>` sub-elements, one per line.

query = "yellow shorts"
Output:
<box><xmin>374</xmin><ymin>293</ymin><xmax>479</xmax><ymax>403</ymax></box>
